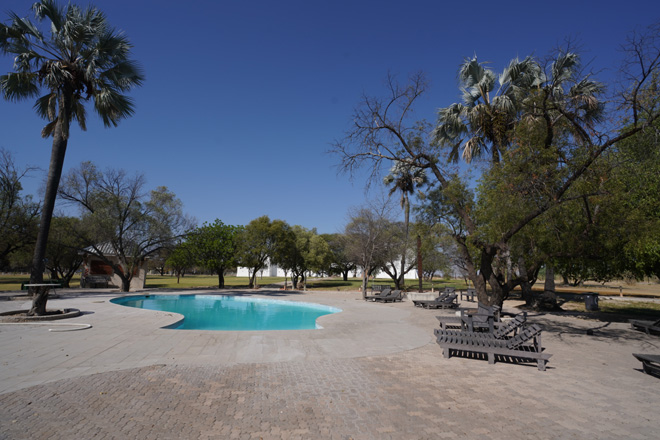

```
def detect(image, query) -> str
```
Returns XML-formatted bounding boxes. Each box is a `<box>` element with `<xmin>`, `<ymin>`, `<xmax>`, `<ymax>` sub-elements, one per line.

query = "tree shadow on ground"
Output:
<box><xmin>532</xmin><ymin>312</ymin><xmax>660</xmax><ymax>345</ymax></box>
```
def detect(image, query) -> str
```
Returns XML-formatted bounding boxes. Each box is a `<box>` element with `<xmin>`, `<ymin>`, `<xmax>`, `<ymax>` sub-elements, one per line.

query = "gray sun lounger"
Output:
<box><xmin>437</xmin><ymin>309</ymin><xmax>526</xmax><ymax>337</ymax></box>
<box><xmin>434</xmin><ymin>324</ymin><xmax>551</xmax><ymax>371</ymax></box>
<box><xmin>413</xmin><ymin>292</ymin><xmax>449</xmax><ymax>307</ymax></box>
<box><xmin>437</xmin><ymin>304</ymin><xmax>501</xmax><ymax>331</ymax></box>
<box><xmin>629</xmin><ymin>318</ymin><xmax>660</xmax><ymax>335</ymax></box>
<box><xmin>364</xmin><ymin>288</ymin><xmax>391</xmax><ymax>301</ymax></box>
<box><xmin>415</xmin><ymin>293</ymin><xmax>458</xmax><ymax>309</ymax></box>
<box><xmin>374</xmin><ymin>289</ymin><xmax>402</xmax><ymax>303</ymax></box>
<box><xmin>633</xmin><ymin>353</ymin><xmax>660</xmax><ymax>378</ymax></box>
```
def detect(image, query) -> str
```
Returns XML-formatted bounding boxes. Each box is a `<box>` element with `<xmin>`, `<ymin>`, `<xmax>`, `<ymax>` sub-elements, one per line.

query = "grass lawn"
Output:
<box><xmin>561</xmin><ymin>298</ymin><xmax>660</xmax><ymax>319</ymax></box>
<box><xmin>305</xmin><ymin>277</ymin><xmax>466</xmax><ymax>292</ymax></box>
<box><xmin>0</xmin><ymin>274</ymin><xmax>82</xmax><ymax>291</ymax></box>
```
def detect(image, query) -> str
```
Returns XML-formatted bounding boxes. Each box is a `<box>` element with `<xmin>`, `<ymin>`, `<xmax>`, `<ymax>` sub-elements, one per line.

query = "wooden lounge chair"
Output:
<box><xmin>632</xmin><ymin>353</ymin><xmax>660</xmax><ymax>378</ymax></box>
<box><xmin>412</xmin><ymin>292</ymin><xmax>449</xmax><ymax>307</ymax></box>
<box><xmin>460</xmin><ymin>288</ymin><xmax>477</xmax><ymax>301</ymax></box>
<box><xmin>491</xmin><ymin>312</ymin><xmax>527</xmax><ymax>338</ymax></box>
<box><xmin>375</xmin><ymin>289</ymin><xmax>402</xmax><ymax>303</ymax></box>
<box><xmin>434</xmin><ymin>324</ymin><xmax>552</xmax><ymax>371</ymax></box>
<box><xmin>629</xmin><ymin>318</ymin><xmax>660</xmax><ymax>335</ymax></box>
<box><xmin>416</xmin><ymin>294</ymin><xmax>458</xmax><ymax>309</ymax></box>
<box><xmin>364</xmin><ymin>288</ymin><xmax>391</xmax><ymax>301</ymax></box>
<box><xmin>437</xmin><ymin>304</ymin><xmax>501</xmax><ymax>331</ymax></box>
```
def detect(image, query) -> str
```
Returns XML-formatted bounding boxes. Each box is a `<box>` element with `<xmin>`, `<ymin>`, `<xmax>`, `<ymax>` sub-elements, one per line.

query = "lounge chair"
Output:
<box><xmin>416</xmin><ymin>294</ymin><xmax>458</xmax><ymax>309</ymax></box>
<box><xmin>412</xmin><ymin>292</ymin><xmax>449</xmax><ymax>308</ymax></box>
<box><xmin>492</xmin><ymin>312</ymin><xmax>527</xmax><ymax>338</ymax></box>
<box><xmin>632</xmin><ymin>353</ymin><xmax>660</xmax><ymax>378</ymax></box>
<box><xmin>434</xmin><ymin>324</ymin><xmax>552</xmax><ymax>371</ymax></box>
<box><xmin>629</xmin><ymin>318</ymin><xmax>660</xmax><ymax>335</ymax></box>
<box><xmin>374</xmin><ymin>289</ymin><xmax>402</xmax><ymax>303</ymax></box>
<box><xmin>460</xmin><ymin>288</ymin><xmax>477</xmax><ymax>301</ymax></box>
<box><xmin>364</xmin><ymin>288</ymin><xmax>391</xmax><ymax>301</ymax></box>
<box><xmin>437</xmin><ymin>304</ymin><xmax>501</xmax><ymax>332</ymax></box>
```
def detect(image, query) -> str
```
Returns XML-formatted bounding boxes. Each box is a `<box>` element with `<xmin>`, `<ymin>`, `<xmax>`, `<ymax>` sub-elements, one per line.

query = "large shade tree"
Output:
<box><xmin>236</xmin><ymin>216</ymin><xmax>290</xmax><ymax>288</ymax></box>
<box><xmin>334</xmin><ymin>27</ymin><xmax>660</xmax><ymax>307</ymax></box>
<box><xmin>59</xmin><ymin>162</ymin><xmax>191</xmax><ymax>292</ymax></box>
<box><xmin>187</xmin><ymin>219</ymin><xmax>241</xmax><ymax>288</ymax></box>
<box><xmin>0</xmin><ymin>0</ymin><xmax>143</xmax><ymax>314</ymax></box>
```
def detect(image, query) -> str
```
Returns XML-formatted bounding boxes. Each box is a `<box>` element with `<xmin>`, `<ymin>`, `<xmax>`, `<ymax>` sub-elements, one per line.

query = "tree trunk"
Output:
<box><xmin>544</xmin><ymin>264</ymin><xmax>555</xmax><ymax>293</ymax></box>
<box><xmin>28</xmin><ymin>94</ymin><xmax>71</xmax><ymax>316</ymax></box>
<box><xmin>120</xmin><ymin>276</ymin><xmax>131</xmax><ymax>292</ymax></box>
<box><xmin>342</xmin><ymin>270</ymin><xmax>348</xmax><ymax>281</ymax></box>
<box><xmin>249</xmin><ymin>268</ymin><xmax>258</xmax><ymax>288</ymax></box>
<box><xmin>518</xmin><ymin>257</ymin><xmax>534</xmax><ymax>305</ymax></box>
<box><xmin>217</xmin><ymin>270</ymin><xmax>225</xmax><ymax>288</ymax></box>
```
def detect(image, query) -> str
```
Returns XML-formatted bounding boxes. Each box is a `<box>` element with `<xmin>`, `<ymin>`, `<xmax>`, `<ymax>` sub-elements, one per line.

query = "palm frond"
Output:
<box><xmin>477</xmin><ymin>69</ymin><xmax>496</xmax><ymax>96</ymax></box>
<box><xmin>33</xmin><ymin>92</ymin><xmax>57</xmax><ymax>120</ymax></box>
<box><xmin>32</xmin><ymin>0</ymin><xmax>65</xmax><ymax>31</ymax></box>
<box><xmin>73</xmin><ymin>99</ymin><xmax>87</xmax><ymax>131</ymax></box>
<box><xmin>6</xmin><ymin>12</ymin><xmax>44</xmax><ymax>42</ymax></box>
<box><xmin>491</xmin><ymin>95</ymin><xmax>515</xmax><ymax>115</ymax></box>
<box><xmin>463</xmin><ymin>137</ymin><xmax>486</xmax><ymax>163</ymax></box>
<box><xmin>0</xmin><ymin>72</ymin><xmax>39</xmax><ymax>101</ymax></box>
<box><xmin>40</xmin><ymin>118</ymin><xmax>57</xmax><ymax>137</ymax></box>
<box><xmin>459</xmin><ymin>56</ymin><xmax>485</xmax><ymax>88</ymax></box>
<box><xmin>99</xmin><ymin>59</ymin><xmax>145</xmax><ymax>91</ymax></box>
<box><xmin>461</xmin><ymin>86</ymin><xmax>481</xmax><ymax>106</ymax></box>
<box><xmin>433</xmin><ymin>104</ymin><xmax>468</xmax><ymax>146</ymax></box>
<box><xmin>551</xmin><ymin>52</ymin><xmax>579</xmax><ymax>84</ymax></box>
<box><xmin>94</xmin><ymin>89</ymin><xmax>136</xmax><ymax>127</ymax></box>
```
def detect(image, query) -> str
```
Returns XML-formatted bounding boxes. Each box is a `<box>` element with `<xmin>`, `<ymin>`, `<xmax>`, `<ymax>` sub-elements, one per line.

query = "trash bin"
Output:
<box><xmin>584</xmin><ymin>292</ymin><xmax>599</xmax><ymax>311</ymax></box>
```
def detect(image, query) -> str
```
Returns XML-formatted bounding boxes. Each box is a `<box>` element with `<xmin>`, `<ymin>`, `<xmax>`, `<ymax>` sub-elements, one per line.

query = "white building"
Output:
<box><xmin>235</xmin><ymin>259</ymin><xmax>286</xmax><ymax>278</ymax></box>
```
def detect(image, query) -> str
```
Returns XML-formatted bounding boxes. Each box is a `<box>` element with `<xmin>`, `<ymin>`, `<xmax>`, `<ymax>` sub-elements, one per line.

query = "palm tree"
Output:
<box><xmin>383</xmin><ymin>162</ymin><xmax>427</xmax><ymax>289</ymax></box>
<box><xmin>0</xmin><ymin>0</ymin><xmax>144</xmax><ymax>315</ymax></box>
<box><xmin>432</xmin><ymin>55</ymin><xmax>543</xmax><ymax>163</ymax></box>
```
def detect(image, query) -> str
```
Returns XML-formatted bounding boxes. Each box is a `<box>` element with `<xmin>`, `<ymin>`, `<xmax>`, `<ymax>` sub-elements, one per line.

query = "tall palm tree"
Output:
<box><xmin>0</xmin><ymin>0</ymin><xmax>144</xmax><ymax>315</ymax></box>
<box><xmin>432</xmin><ymin>56</ymin><xmax>543</xmax><ymax>163</ymax></box>
<box><xmin>383</xmin><ymin>162</ymin><xmax>427</xmax><ymax>288</ymax></box>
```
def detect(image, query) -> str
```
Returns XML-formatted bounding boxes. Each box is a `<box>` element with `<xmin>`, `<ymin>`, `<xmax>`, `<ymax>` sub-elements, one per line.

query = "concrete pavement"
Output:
<box><xmin>1</xmin><ymin>289</ymin><xmax>659</xmax><ymax>439</ymax></box>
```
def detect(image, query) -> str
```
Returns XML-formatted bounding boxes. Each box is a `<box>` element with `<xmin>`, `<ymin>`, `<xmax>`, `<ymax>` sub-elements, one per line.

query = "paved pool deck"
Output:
<box><xmin>1</xmin><ymin>288</ymin><xmax>659</xmax><ymax>439</ymax></box>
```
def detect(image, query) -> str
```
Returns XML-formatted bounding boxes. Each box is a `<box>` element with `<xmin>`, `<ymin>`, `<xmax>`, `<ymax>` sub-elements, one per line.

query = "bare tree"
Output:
<box><xmin>343</xmin><ymin>199</ymin><xmax>395</xmax><ymax>297</ymax></box>
<box><xmin>59</xmin><ymin>162</ymin><xmax>193</xmax><ymax>291</ymax></box>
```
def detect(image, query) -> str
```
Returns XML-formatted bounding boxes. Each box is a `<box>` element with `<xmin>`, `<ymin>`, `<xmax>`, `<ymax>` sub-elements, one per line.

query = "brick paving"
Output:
<box><xmin>1</xmin><ymin>290</ymin><xmax>660</xmax><ymax>439</ymax></box>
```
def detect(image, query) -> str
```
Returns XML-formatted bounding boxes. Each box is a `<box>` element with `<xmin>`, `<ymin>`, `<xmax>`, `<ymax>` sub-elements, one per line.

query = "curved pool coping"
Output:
<box><xmin>110</xmin><ymin>294</ymin><xmax>342</xmax><ymax>330</ymax></box>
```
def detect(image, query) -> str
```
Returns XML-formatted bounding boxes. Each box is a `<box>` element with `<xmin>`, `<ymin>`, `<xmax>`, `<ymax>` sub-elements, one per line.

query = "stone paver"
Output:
<box><xmin>1</xmin><ymin>289</ymin><xmax>660</xmax><ymax>439</ymax></box>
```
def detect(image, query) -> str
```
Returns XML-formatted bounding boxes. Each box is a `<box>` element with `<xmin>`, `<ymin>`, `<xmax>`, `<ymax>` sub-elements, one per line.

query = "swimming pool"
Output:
<box><xmin>110</xmin><ymin>294</ymin><xmax>341</xmax><ymax>331</ymax></box>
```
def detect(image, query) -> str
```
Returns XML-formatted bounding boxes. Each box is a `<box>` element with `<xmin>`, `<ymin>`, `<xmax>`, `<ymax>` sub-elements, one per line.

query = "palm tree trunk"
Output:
<box><xmin>28</xmin><ymin>111</ymin><xmax>70</xmax><ymax>316</ymax></box>
<box><xmin>399</xmin><ymin>198</ymin><xmax>409</xmax><ymax>289</ymax></box>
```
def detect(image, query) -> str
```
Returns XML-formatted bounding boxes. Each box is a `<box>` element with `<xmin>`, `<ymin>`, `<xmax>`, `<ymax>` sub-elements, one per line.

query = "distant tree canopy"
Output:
<box><xmin>187</xmin><ymin>219</ymin><xmax>242</xmax><ymax>288</ymax></box>
<box><xmin>235</xmin><ymin>216</ymin><xmax>290</xmax><ymax>288</ymax></box>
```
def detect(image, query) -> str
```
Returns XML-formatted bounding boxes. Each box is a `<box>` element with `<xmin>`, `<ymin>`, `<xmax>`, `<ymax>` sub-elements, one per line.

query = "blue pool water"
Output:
<box><xmin>110</xmin><ymin>294</ymin><xmax>341</xmax><ymax>331</ymax></box>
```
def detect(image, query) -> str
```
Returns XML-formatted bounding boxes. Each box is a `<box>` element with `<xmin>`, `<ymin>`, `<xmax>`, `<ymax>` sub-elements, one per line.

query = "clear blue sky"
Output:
<box><xmin>1</xmin><ymin>0</ymin><xmax>657</xmax><ymax>234</ymax></box>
